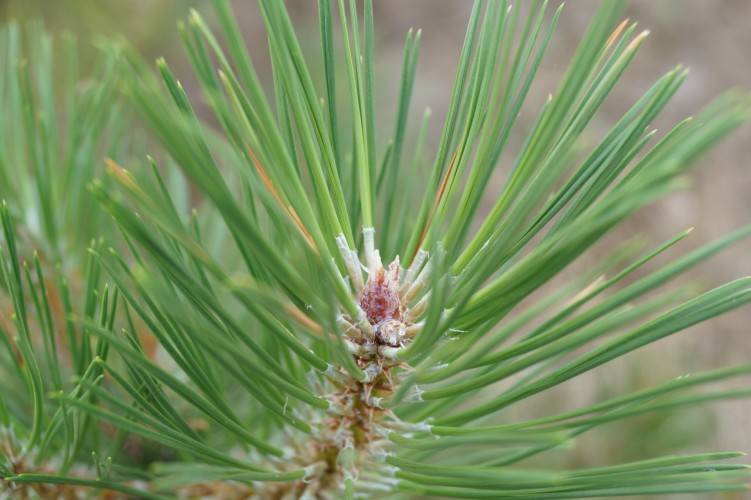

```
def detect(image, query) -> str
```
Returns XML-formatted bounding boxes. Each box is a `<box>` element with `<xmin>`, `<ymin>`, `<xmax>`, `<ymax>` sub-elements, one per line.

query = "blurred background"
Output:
<box><xmin>1</xmin><ymin>0</ymin><xmax>749</xmax><ymax>494</ymax></box>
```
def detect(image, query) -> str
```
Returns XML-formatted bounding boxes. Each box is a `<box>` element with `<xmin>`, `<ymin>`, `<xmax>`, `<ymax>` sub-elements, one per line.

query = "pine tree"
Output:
<box><xmin>1</xmin><ymin>1</ymin><xmax>750</xmax><ymax>498</ymax></box>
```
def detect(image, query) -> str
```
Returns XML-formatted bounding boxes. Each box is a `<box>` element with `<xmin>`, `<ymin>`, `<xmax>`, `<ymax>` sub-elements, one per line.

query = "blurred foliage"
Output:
<box><xmin>0</xmin><ymin>0</ymin><xmax>203</xmax><ymax>64</ymax></box>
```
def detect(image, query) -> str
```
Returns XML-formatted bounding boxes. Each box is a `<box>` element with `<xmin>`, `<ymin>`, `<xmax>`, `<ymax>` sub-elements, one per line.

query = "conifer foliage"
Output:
<box><xmin>1</xmin><ymin>0</ymin><xmax>751</xmax><ymax>498</ymax></box>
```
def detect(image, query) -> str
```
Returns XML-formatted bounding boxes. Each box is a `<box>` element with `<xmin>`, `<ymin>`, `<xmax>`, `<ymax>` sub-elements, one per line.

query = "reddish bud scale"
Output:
<box><xmin>359</xmin><ymin>262</ymin><xmax>401</xmax><ymax>325</ymax></box>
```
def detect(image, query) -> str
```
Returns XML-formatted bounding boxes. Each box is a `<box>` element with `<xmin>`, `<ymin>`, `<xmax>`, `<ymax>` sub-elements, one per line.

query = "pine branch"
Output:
<box><xmin>1</xmin><ymin>1</ymin><xmax>750</xmax><ymax>498</ymax></box>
